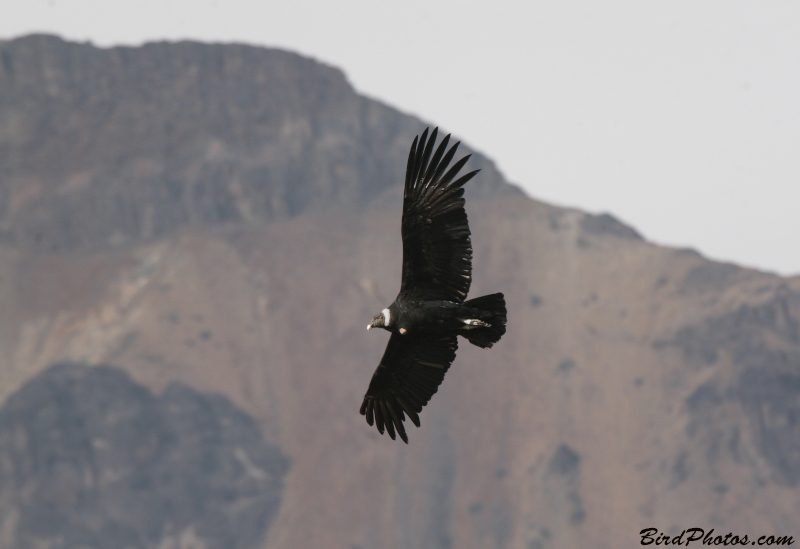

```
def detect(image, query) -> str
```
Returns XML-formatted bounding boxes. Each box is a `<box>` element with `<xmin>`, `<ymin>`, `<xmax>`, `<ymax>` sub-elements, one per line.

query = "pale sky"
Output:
<box><xmin>2</xmin><ymin>1</ymin><xmax>799</xmax><ymax>274</ymax></box>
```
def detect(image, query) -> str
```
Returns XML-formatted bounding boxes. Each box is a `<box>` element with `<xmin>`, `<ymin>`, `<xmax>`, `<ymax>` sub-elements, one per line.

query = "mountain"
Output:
<box><xmin>0</xmin><ymin>363</ymin><xmax>287</xmax><ymax>549</ymax></box>
<box><xmin>0</xmin><ymin>34</ymin><xmax>512</xmax><ymax>253</ymax></box>
<box><xmin>1</xmin><ymin>34</ymin><xmax>799</xmax><ymax>549</ymax></box>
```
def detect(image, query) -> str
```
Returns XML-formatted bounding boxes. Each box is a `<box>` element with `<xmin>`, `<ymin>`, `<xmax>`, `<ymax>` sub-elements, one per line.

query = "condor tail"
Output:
<box><xmin>461</xmin><ymin>292</ymin><xmax>507</xmax><ymax>349</ymax></box>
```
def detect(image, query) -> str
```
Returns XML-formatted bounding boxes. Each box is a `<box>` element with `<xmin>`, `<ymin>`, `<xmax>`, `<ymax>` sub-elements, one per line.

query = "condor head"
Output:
<box><xmin>367</xmin><ymin>308</ymin><xmax>392</xmax><ymax>331</ymax></box>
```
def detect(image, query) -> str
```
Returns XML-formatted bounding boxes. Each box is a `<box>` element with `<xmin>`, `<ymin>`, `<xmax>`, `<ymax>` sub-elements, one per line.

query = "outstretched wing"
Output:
<box><xmin>359</xmin><ymin>332</ymin><xmax>458</xmax><ymax>443</ymax></box>
<box><xmin>400</xmin><ymin>127</ymin><xmax>479</xmax><ymax>302</ymax></box>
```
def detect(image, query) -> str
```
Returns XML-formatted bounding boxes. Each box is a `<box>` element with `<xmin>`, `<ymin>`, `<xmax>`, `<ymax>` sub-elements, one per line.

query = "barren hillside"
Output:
<box><xmin>1</xmin><ymin>35</ymin><xmax>799</xmax><ymax>549</ymax></box>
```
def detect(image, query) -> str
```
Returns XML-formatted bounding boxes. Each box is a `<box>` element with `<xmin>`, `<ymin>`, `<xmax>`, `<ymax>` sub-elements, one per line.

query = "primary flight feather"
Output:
<box><xmin>361</xmin><ymin>127</ymin><xmax>507</xmax><ymax>443</ymax></box>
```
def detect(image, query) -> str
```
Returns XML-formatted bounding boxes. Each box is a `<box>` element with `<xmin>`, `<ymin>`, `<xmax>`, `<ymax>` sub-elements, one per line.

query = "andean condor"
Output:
<box><xmin>361</xmin><ymin>127</ymin><xmax>507</xmax><ymax>443</ymax></box>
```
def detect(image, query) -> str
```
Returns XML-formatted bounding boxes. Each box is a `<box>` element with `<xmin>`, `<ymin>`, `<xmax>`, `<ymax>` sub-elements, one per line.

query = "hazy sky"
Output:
<box><xmin>2</xmin><ymin>1</ymin><xmax>799</xmax><ymax>274</ymax></box>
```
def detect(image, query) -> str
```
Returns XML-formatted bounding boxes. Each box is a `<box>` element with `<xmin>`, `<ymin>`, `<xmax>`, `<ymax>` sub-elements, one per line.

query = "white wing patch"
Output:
<box><xmin>462</xmin><ymin>319</ymin><xmax>490</xmax><ymax>327</ymax></box>
<box><xmin>382</xmin><ymin>308</ymin><xmax>391</xmax><ymax>326</ymax></box>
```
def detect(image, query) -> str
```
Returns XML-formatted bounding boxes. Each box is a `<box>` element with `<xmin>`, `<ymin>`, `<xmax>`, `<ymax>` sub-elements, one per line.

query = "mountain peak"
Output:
<box><xmin>0</xmin><ymin>34</ymin><xmax>516</xmax><ymax>252</ymax></box>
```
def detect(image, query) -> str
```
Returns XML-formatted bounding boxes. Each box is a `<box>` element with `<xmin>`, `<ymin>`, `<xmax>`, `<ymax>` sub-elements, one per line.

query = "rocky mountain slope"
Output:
<box><xmin>0</xmin><ymin>34</ymin><xmax>511</xmax><ymax>253</ymax></box>
<box><xmin>1</xmin><ymin>34</ymin><xmax>799</xmax><ymax>549</ymax></box>
<box><xmin>0</xmin><ymin>363</ymin><xmax>287</xmax><ymax>549</ymax></box>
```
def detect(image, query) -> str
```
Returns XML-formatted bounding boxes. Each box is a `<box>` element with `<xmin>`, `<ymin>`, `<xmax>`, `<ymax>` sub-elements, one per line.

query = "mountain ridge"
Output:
<box><xmin>0</xmin><ymin>33</ymin><xmax>518</xmax><ymax>253</ymax></box>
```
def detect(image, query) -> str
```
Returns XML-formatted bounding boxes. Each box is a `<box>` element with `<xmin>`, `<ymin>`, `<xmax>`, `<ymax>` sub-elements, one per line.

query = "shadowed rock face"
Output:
<box><xmin>0</xmin><ymin>363</ymin><xmax>287</xmax><ymax>549</ymax></box>
<box><xmin>0</xmin><ymin>34</ymin><xmax>515</xmax><ymax>253</ymax></box>
<box><xmin>658</xmin><ymin>288</ymin><xmax>800</xmax><ymax>486</ymax></box>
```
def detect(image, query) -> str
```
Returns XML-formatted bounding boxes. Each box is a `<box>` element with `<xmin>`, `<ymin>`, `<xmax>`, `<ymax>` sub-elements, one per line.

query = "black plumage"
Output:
<box><xmin>361</xmin><ymin>128</ymin><xmax>507</xmax><ymax>443</ymax></box>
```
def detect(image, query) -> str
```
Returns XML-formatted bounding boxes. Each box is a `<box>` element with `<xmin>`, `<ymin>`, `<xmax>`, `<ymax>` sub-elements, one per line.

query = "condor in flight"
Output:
<box><xmin>361</xmin><ymin>127</ymin><xmax>507</xmax><ymax>443</ymax></box>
